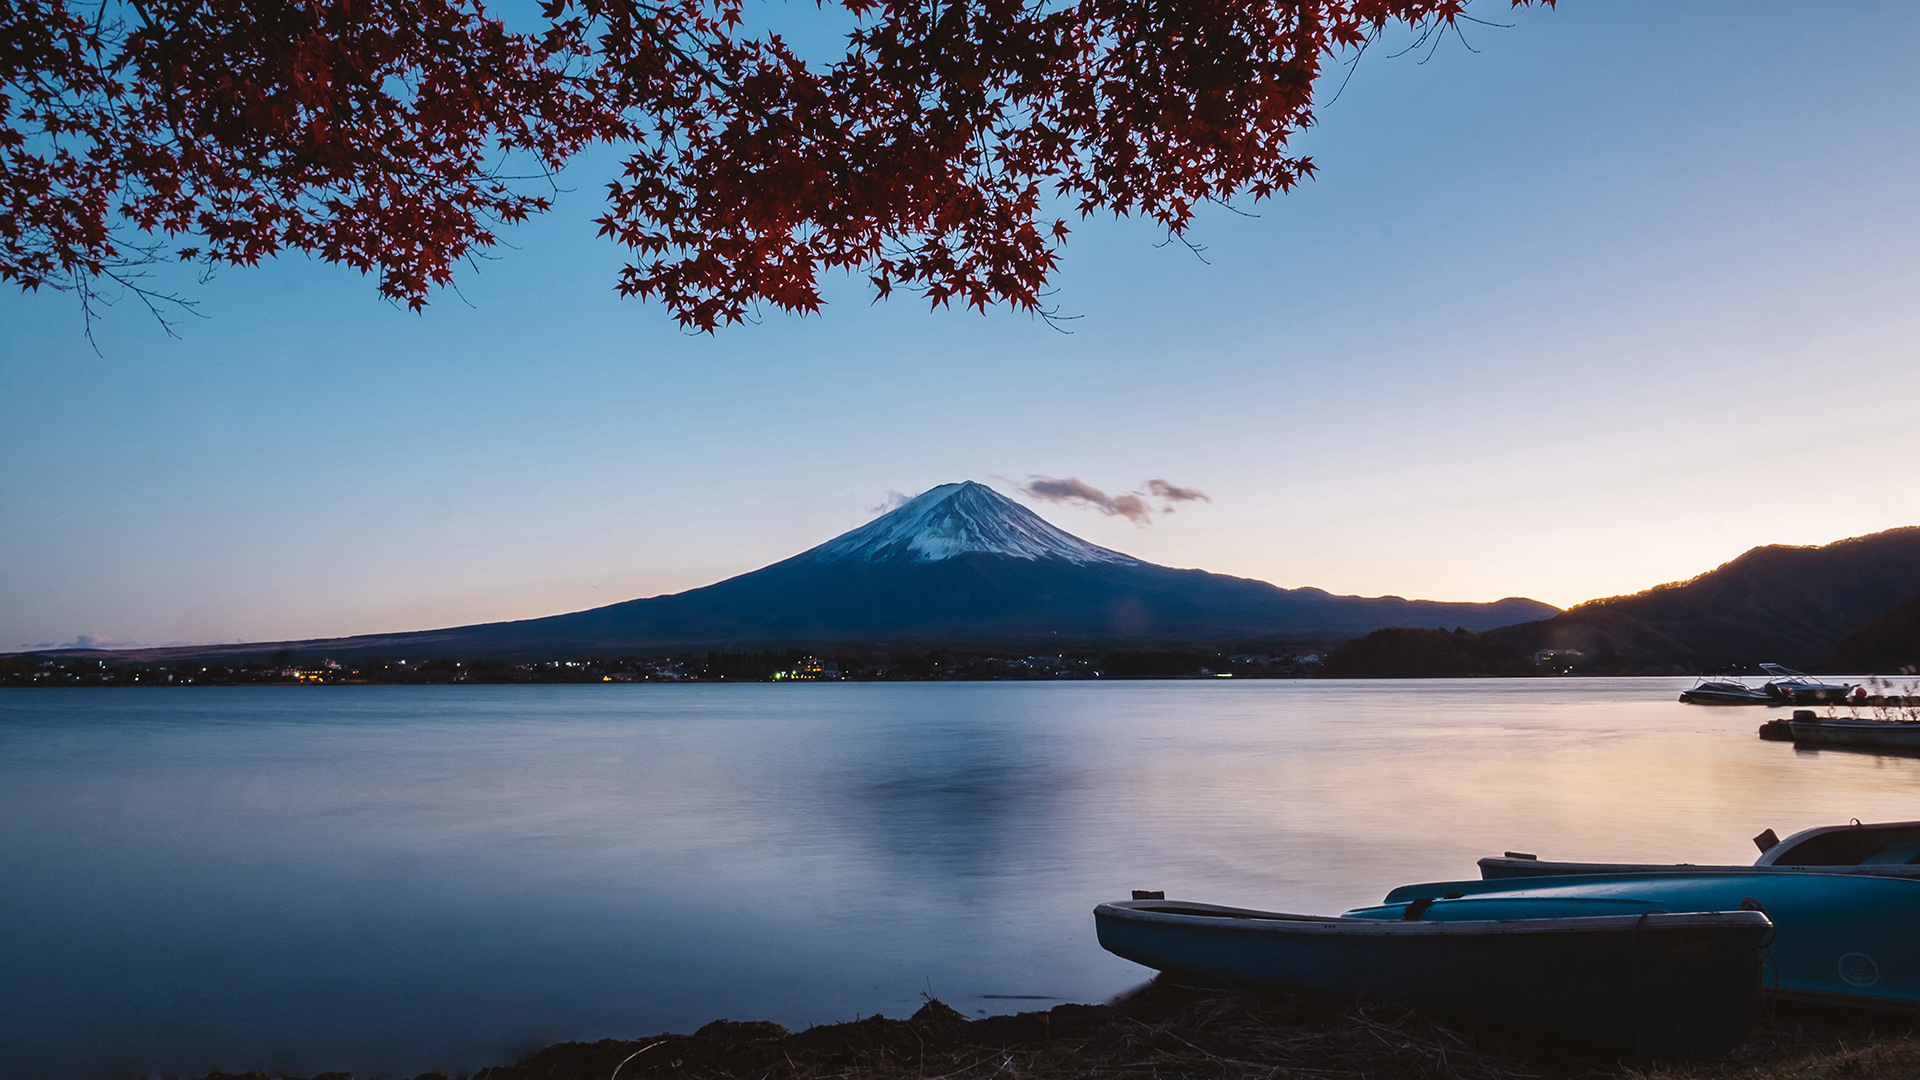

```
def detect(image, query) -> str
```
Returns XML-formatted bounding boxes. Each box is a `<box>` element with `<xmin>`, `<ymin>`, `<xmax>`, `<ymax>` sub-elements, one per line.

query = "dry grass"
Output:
<box><xmin>1630</xmin><ymin>1004</ymin><xmax>1920</xmax><ymax>1080</ymax></box>
<box><xmin>195</xmin><ymin>982</ymin><xmax>1920</xmax><ymax>1080</ymax></box>
<box><xmin>482</xmin><ymin>980</ymin><xmax>1554</xmax><ymax>1080</ymax></box>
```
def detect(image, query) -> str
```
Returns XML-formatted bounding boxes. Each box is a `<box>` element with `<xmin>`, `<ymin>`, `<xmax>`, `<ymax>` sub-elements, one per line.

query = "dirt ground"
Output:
<box><xmin>193</xmin><ymin>980</ymin><xmax>1920</xmax><ymax>1080</ymax></box>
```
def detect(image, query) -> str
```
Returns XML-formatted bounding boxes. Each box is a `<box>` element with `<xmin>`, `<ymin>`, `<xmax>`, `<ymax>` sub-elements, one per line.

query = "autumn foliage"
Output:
<box><xmin>2</xmin><ymin>0</ymin><xmax>1545</xmax><ymax>330</ymax></box>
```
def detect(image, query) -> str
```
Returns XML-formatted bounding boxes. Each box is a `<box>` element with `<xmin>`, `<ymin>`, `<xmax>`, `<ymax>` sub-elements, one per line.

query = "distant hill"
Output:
<box><xmin>1489</xmin><ymin>527</ymin><xmax>1920</xmax><ymax>672</ymax></box>
<box><xmin>30</xmin><ymin>482</ymin><xmax>1558</xmax><ymax>663</ymax></box>
<box><xmin>1320</xmin><ymin>627</ymin><xmax>1535</xmax><ymax>678</ymax></box>
<box><xmin>1826</xmin><ymin>592</ymin><xmax>1920</xmax><ymax>674</ymax></box>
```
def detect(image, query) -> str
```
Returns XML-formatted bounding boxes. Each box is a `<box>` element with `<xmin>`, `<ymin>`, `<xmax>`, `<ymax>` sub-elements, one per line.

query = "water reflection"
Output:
<box><xmin>1</xmin><ymin>681</ymin><xmax>1916</xmax><ymax>1080</ymax></box>
<box><xmin>819</xmin><ymin>700</ymin><xmax>1077</xmax><ymax>878</ymax></box>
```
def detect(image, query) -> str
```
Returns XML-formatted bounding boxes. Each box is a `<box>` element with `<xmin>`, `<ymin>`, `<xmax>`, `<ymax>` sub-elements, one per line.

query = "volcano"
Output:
<box><xmin>72</xmin><ymin>482</ymin><xmax>1559</xmax><ymax>660</ymax></box>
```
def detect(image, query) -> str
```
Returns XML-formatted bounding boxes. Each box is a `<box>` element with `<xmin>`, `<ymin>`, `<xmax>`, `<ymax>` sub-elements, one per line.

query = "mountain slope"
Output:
<box><xmin>40</xmin><ymin>482</ymin><xmax>1559</xmax><ymax>662</ymax></box>
<box><xmin>1489</xmin><ymin>527</ymin><xmax>1920</xmax><ymax>671</ymax></box>
<box><xmin>1825</xmin><ymin>591</ymin><xmax>1920</xmax><ymax>673</ymax></box>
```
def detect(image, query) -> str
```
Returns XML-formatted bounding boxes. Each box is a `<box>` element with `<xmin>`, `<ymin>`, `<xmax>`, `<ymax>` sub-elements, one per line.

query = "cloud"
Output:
<box><xmin>869</xmin><ymin>490</ymin><xmax>911</xmax><ymax>515</ymax></box>
<box><xmin>1144</xmin><ymin>479</ymin><xmax>1211</xmax><ymax>504</ymax></box>
<box><xmin>22</xmin><ymin>634</ymin><xmax>120</xmax><ymax>650</ymax></box>
<box><xmin>1107</xmin><ymin>493</ymin><xmax>1151</xmax><ymax>524</ymax></box>
<box><xmin>1018</xmin><ymin>476</ymin><xmax>1209</xmax><ymax>526</ymax></box>
<box><xmin>1020</xmin><ymin>477</ymin><xmax>1154</xmax><ymax>525</ymax></box>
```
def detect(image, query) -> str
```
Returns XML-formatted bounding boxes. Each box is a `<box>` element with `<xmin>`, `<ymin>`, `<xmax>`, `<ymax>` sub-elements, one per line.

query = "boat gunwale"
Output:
<box><xmin>1786</xmin><ymin>719</ymin><xmax>1920</xmax><ymax>731</ymax></box>
<box><xmin>1472</xmin><ymin>820</ymin><xmax>1920</xmax><ymax>876</ymax></box>
<box><xmin>1095</xmin><ymin>900</ymin><xmax>1772</xmax><ymax>937</ymax></box>
<box><xmin>1478</xmin><ymin>857</ymin><xmax>1920</xmax><ymax>878</ymax></box>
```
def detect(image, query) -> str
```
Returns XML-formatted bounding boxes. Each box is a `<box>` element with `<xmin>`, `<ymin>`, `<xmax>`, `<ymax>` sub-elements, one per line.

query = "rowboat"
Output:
<box><xmin>1788</xmin><ymin>715</ymin><xmax>1920</xmax><ymax>752</ymax></box>
<box><xmin>1479</xmin><ymin>820</ymin><xmax>1920</xmax><ymax>880</ymax></box>
<box><xmin>1094</xmin><ymin>898</ymin><xmax>1770</xmax><ymax>1056</ymax></box>
<box><xmin>1368</xmin><ymin>870</ymin><xmax>1920</xmax><ymax>1013</ymax></box>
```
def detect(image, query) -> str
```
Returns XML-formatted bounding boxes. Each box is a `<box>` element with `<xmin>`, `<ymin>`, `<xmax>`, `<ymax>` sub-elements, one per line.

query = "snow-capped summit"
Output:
<box><xmin>805</xmin><ymin>481</ymin><xmax>1141</xmax><ymax>567</ymax></box>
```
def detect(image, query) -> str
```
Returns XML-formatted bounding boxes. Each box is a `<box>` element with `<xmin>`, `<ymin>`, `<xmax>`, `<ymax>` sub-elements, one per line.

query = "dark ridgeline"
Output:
<box><xmin>30</xmin><ymin>482</ymin><xmax>1557</xmax><ymax>665</ymax></box>
<box><xmin>1319</xmin><ymin>627</ymin><xmax>1536</xmax><ymax>678</ymax></box>
<box><xmin>1826</xmin><ymin>593</ymin><xmax>1920</xmax><ymax>674</ymax></box>
<box><xmin>1489</xmin><ymin>527</ymin><xmax>1920</xmax><ymax>673</ymax></box>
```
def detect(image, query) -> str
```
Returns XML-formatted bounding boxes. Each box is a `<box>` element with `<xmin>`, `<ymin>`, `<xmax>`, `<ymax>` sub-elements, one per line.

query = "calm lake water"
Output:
<box><xmin>3</xmin><ymin>680</ymin><xmax>1916</xmax><ymax>1079</ymax></box>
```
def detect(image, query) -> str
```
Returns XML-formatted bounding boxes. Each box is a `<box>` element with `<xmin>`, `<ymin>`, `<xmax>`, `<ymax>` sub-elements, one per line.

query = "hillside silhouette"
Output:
<box><xmin>1489</xmin><ymin>527</ymin><xmax>1920</xmax><ymax>672</ymax></box>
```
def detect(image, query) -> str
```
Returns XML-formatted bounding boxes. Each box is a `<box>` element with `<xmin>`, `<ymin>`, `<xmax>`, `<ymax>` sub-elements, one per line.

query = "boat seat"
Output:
<box><xmin>1861</xmin><ymin>843</ymin><xmax>1920</xmax><ymax>865</ymax></box>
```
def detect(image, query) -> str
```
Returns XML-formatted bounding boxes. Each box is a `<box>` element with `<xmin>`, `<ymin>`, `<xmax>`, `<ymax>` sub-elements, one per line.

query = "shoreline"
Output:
<box><xmin>189</xmin><ymin>981</ymin><xmax>1919</xmax><ymax>1080</ymax></box>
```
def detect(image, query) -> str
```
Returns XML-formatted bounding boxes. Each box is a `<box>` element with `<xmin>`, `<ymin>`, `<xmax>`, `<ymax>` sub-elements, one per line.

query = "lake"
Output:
<box><xmin>2</xmin><ymin>680</ymin><xmax>1914</xmax><ymax>1079</ymax></box>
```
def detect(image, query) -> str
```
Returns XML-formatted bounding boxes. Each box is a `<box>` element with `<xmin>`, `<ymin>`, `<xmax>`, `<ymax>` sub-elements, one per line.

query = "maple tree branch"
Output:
<box><xmin>8</xmin><ymin>0</ymin><xmax>1558</xmax><ymax>337</ymax></box>
<box><xmin>70</xmin><ymin>252</ymin><xmax>204</xmax><ymax>353</ymax></box>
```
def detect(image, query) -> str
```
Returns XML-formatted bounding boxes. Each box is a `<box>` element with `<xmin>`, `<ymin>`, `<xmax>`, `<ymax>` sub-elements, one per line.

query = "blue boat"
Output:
<box><xmin>1095</xmin><ymin>898</ymin><xmax>1771</xmax><ymax>1057</ymax></box>
<box><xmin>1363</xmin><ymin>871</ymin><xmax>1920</xmax><ymax>1012</ymax></box>
<box><xmin>1479</xmin><ymin>820</ymin><xmax>1920</xmax><ymax>879</ymax></box>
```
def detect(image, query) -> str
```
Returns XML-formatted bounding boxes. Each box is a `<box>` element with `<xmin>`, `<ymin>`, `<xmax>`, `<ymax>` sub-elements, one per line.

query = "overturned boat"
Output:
<box><xmin>1094</xmin><ymin>897</ymin><xmax>1770</xmax><ymax>1056</ymax></box>
<box><xmin>1479</xmin><ymin>820</ymin><xmax>1920</xmax><ymax>880</ymax></box>
<box><xmin>1371</xmin><ymin>870</ymin><xmax>1920</xmax><ymax>1014</ymax></box>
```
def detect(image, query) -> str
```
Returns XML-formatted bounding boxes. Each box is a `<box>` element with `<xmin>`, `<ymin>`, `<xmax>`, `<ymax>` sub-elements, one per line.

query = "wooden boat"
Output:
<box><xmin>1372</xmin><ymin>870</ymin><xmax>1920</xmax><ymax>1013</ymax></box>
<box><xmin>1095</xmin><ymin>898</ymin><xmax>1770</xmax><ymax>1057</ymax></box>
<box><xmin>1479</xmin><ymin>820</ymin><xmax>1920</xmax><ymax>880</ymax></box>
<box><xmin>1788</xmin><ymin>715</ymin><xmax>1920</xmax><ymax>752</ymax></box>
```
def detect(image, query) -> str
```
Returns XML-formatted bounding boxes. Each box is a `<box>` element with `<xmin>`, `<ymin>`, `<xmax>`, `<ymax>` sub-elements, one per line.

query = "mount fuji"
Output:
<box><xmin>77</xmin><ymin>482</ymin><xmax>1558</xmax><ymax>660</ymax></box>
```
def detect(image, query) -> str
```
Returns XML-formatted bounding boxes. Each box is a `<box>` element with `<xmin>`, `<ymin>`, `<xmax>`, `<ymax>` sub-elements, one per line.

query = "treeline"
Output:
<box><xmin>2</xmin><ymin>636</ymin><xmax>1575</xmax><ymax>686</ymax></box>
<box><xmin>5</xmin><ymin>632</ymin><xmax>1620</xmax><ymax>686</ymax></box>
<box><xmin>1317</xmin><ymin>627</ymin><xmax>1538</xmax><ymax>678</ymax></box>
<box><xmin>1</xmin><ymin>646</ymin><xmax>1343</xmax><ymax>686</ymax></box>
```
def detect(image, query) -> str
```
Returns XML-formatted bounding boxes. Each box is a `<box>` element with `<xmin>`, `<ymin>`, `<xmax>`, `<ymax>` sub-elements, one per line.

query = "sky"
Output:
<box><xmin>5</xmin><ymin>0</ymin><xmax>1920</xmax><ymax>650</ymax></box>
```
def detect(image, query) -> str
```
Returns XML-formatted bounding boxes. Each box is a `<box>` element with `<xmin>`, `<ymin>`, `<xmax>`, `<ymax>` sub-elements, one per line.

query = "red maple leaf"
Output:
<box><xmin>2</xmin><ymin>0</ymin><xmax>1552</xmax><ymax>333</ymax></box>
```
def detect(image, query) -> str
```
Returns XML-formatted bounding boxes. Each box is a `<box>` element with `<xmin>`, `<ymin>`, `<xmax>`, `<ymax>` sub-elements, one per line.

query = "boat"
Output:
<box><xmin>1479</xmin><ymin>820</ymin><xmax>1920</xmax><ymax>880</ymax></box>
<box><xmin>1759</xmin><ymin>664</ymin><xmax>1857</xmax><ymax>705</ymax></box>
<box><xmin>1094</xmin><ymin>897</ymin><xmax>1771</xmax><ymax>1056</ymax></box>
<box><xmin>1367</xmin><ymin>871</ymin><xmax>1920</xmax><ymax>1013</ymax></box>
<box><xmin>1680</xmin><ymin>672</ymin><xmax>1773</xmax><ymax>705</ymax></box>
<box><xmin>1788</xmin><ymin>714</ymin><xmax>1920</xmax><ymax>753</ymax></box>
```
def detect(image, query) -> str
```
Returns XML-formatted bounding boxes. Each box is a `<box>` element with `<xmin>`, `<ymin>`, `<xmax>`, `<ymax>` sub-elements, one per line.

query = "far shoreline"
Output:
<box><xmin>6</xmin><ymin>648</ymin><xmax>1831</xmax><ymax>688</ymax></box>
<box><xmin>14</xmin><ymin>623</ymin><xmax>1885</xmax><ymax>686</ymax></box>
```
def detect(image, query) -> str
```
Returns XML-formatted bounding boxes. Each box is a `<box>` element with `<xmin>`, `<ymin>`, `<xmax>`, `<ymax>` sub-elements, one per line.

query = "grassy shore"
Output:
<box><xmin>195</xmin><ymin>981</ymin><xmax>1920</xmax><ymax>1080</ymax></box>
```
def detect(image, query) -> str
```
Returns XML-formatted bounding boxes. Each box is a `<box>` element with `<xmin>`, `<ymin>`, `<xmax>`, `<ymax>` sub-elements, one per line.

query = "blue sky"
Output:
<box><xmin>5</xmin><ymin>0</ymin><xmax>1919</xmax><ymax>649</ymax></box>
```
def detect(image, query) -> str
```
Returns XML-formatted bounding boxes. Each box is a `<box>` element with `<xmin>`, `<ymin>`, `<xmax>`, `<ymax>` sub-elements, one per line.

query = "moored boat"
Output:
<box><xmin>1094</xmin><ymin>897</ymin><xmax>1770</xmax><ymax>1056</ymax></box>
<box><xmin>1370</xmin><ymin>870</ymin><xmax>1920</xmax><ymax>1013</ymax></box>
<box><xmin>1788</xmin><ymin>714</ymin><xmax>1920</xmax><ymax>752</ymax></box>
<box><xmin>1680</xmin><ymin>673</ymin><xmax>1773</xmax><ymax>706</ymax></box>
<box><xmin>1759</xmin><ymin>664</ymin><xmax>1857</xmax><ymax>705</ymax></box>
<box><xmin>1479</xmin><ymin>820</ymin><xmax>1920</xmax><ymax>880</ymax></box>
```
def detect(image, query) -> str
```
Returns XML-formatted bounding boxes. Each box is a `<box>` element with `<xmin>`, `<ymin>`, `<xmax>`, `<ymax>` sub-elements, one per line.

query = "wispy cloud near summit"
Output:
<box><xmin>869</xmin><ymin>490</ymin><xmax>912</xmax><ymax>515</ymax></box>
<box><xmin>1144</xmin><ymin>479</ymin><xmax>1210</xmax><ymax>505</ymax></box>
<box><xmin>1014</xmin><ymin>476</ymin><xmax>1211</xmax><ymax>526</ymax></box>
